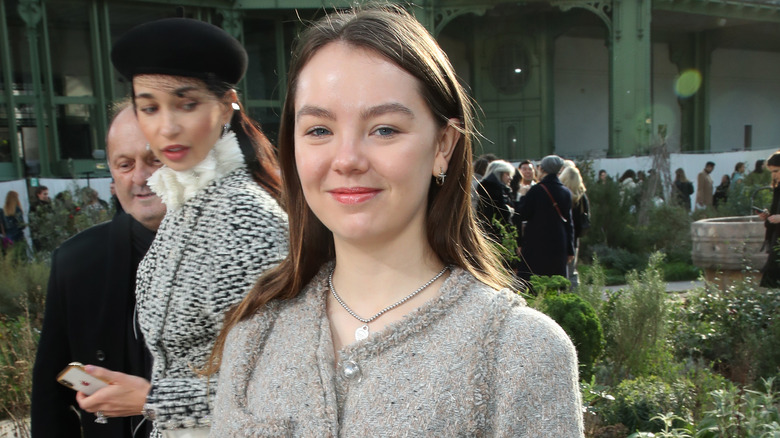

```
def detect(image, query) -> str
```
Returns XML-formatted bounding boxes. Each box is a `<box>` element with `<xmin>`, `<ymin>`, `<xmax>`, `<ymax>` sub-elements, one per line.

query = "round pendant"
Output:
<box><xmin>355</xmin><ymin>324</ymin><xmax>369</xmax><ymax>341</ymax></box>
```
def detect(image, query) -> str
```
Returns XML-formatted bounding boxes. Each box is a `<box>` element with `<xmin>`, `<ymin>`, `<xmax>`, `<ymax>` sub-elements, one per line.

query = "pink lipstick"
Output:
<box><xmin>328</xmin><ymin>187</ymin><xmax>380</xmax><ymax>205</ymax></box>
<box><xmin>161</xmin><ymin>144</ymin><xmax>190</xmax><ymax>161</ymax></box>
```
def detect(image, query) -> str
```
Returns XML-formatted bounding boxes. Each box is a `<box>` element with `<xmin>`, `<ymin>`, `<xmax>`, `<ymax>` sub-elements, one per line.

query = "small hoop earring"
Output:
<box><xmin>145</xmin><ymin>143</ymin><xmax>150</xmax><ymax>151</ymax></box>
<box><xmin>222</xmin><ymin>123</ymin><xmax>231</xmax><ymax>137</ymax></box>
<box><xmin>436</xmin><ymin>168</ymin><xmax>446</xmax><ymax>186</ymax></box>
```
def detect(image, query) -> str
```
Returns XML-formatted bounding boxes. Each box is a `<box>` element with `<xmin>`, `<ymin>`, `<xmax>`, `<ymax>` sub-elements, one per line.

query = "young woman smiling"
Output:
<box><xmin>74</xmin><ymin>18</ymin><xmax>288</xmax><ymax>437</ymax></box>
<box><xmin>208</xmin><ymin>6</ymin><xmax>584</xmax><ymax>437</ymax></box>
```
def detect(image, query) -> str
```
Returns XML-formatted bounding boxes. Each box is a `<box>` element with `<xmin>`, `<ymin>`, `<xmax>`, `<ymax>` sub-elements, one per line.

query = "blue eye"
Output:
<box><xmin>306</xmin><ymin>127</ymin><xmax>331</xmax><ymax>137</ymax></box>
<box><xmin>182</xmin><ymin>101</ymin><xmax>197</xmax><ymax>110</ymax></box>
<box><xmin>139</xmin><ymin>106</ymin><xmax>157</xmax><ymax>115</ymax></box>
<box><xmin>375</xmin><ymin>127</ymin><xmax>397</xmax><ymax>137</ymax></box>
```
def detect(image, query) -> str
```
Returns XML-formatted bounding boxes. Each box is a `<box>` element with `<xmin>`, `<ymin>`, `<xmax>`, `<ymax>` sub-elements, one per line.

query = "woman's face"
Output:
<box><xmin>133</xmin><ymin>75</ymin><xmax>233</xmax><ymax>172</ymax></box>
<box><xmin>293</xmin><ymin>42</ymin><xmax>458</xmax><ymax>247</ymax></box>
<box><xmin>500</xmin><ymin>172</ymin><xmax>512</xmax><ymax>186</ymax></box>
<box><xmin>519</xmin><ymin>164</ymin><xmax>534</xmax><ymax>182</ymax></box>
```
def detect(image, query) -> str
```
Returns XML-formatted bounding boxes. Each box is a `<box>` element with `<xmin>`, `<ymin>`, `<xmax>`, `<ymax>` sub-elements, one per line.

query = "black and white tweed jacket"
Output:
<box><xmin>137</xmin><ymin>134</ymin><xmax>288</xmax><ymax>430</ymax></box>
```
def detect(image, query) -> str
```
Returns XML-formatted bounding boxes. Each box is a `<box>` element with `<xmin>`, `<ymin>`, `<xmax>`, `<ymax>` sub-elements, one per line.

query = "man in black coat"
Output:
<box><xmin>515</xmin><ymin>155</ymin><xmax>574</xmax><ymax>282</ymax></box>
<box><xmin>31</xmin><ymin>105</ymin><xmax>166</xmax><ymax>437</ymax></box>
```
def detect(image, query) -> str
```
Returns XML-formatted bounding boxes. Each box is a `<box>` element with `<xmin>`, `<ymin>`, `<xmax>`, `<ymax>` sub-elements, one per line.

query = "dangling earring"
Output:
<box><xmin>145</xmin><ymin>143</ymin><xmax>150</xmax><ymax>151</ymax></box>
<box><xmin>222</xmin><ymin>123</ymin><xmax>231</xmax><ymax>137</ymax></box>
<box><xmin>436</xmin><ymin>168</ymin><xmax>446</xmax><ymax>186</ymax></box>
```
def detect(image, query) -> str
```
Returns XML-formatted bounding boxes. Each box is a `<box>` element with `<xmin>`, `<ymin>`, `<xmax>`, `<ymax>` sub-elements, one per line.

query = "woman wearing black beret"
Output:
<box><xmin>74</xmin><ymin>18</ymin><xmax>289</xmax><ymax>437</ymax></box>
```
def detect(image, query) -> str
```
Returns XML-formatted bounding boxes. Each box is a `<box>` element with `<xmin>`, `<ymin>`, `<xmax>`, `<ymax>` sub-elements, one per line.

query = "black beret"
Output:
<box><xmin>111</xmin><ymin>18</ymin><xmax>248</xmax><ymax>85</ymax></box>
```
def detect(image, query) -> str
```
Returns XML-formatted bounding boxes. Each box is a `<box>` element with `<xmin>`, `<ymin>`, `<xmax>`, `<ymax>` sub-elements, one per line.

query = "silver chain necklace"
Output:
<box><xmin>328</xmin><ymin>265</ymin><xmax>450</xmax><ymax>341</ymax></box>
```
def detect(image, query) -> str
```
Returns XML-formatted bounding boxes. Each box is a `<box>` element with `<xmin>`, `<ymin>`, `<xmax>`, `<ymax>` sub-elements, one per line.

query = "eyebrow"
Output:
<box><xmin>361</xmin><ymin>102</ymin><xmax>414</xmax><ymax>120</ymax></box>
<box><xmin>135</xmin><ymin>86</ymin><xmax>199</xmax><ymax>100</ymax></box>
<box><xmin>296</xmin><ymin>102</ymin><xmax>414</xmax><ymax>123</ymax></box>
<box><xmin>296</xmin><ymin>105</ymin><xmax>335</xmax><ymax>123</ymax></box>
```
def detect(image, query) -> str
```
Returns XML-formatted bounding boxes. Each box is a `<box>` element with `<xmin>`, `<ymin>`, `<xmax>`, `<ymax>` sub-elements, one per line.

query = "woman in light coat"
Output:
<box><xmin>208</xmin><ymin>6</ymin><xmax>583</xmax><ymax>437</ymax></box>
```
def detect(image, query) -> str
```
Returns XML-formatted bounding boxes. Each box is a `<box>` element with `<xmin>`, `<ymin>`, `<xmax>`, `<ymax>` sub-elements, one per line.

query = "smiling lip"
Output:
<box><xmin>328</xmin><ymin>187</ymin><xmax>381</xmax><ymax>205</ymax></box>
<box><xmin>161</xmin><ymin>144</ymin><xmax>190</xmax><ymax>161</ymax></box>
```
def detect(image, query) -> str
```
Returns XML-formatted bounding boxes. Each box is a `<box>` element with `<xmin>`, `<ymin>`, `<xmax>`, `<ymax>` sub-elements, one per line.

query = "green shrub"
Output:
<box><xmin>602</xmin><ymin>252</ymin><xmax>669</xmax><ymax>380</ymax></box>
<box><xmin>640</xmin><ymin>204</ymin><xmax>693</xmax><ymax>265</ymax></box>
<box><xmin>0</xmin><ymin>309</ymin><xmax>39</xmax><ymax>425</ymax></box>
<box><xmin>28</xmin><ymin>185</ymin><xmax>112</xmax><ymax>256</ymax></box>
<box><xmin>543</xmin><ymin>293</ymin><xmax>604</xmax><ymax>379</ymax></box>
<box><xmin>577</xmin><ymin>256</ymin><xmax>607</xmax><ymax>314</ymax></box>
<box><xmin>661</xmin><ymin>261</ymin><xmax>701</xmax><ymax>282</ymax></box>
<box><xmin>528</xmin><ymin>274</ymin><xmax>570</xmax><ymax>296</ymax></box>
<box><xmin>603</xmin><ymin>375</ymin><xmax>695</xmax><ymax>433</ymax></box>
<box><xmin>581</xmin><ymin>178</ymin><xmax>639</xmax><ymax>254</ymax></box>
<box><xmin>697</xmin><ymin>378</ymin><xmax>780</xmax><ymax>437</ymax></box>
<box><xmin>0</xmin><ymin>253</ymin><xmax>49</xmax><ymax>321</ymax></box>
<box><xmin>590</xmin><ymin>244</ymin><xmax>646</xmax><ymax>277</ymax></box>
<box><xmin>671</xmin><ymin>278</ymin><xmax>780</xmax><ymax>385</ymax></box>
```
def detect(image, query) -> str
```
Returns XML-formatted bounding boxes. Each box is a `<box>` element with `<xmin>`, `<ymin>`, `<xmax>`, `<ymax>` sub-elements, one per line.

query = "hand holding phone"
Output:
<box><xmin>57</xmin><ymin>362</ymin><xmax>110</xmax><ymax>395</ymax></box>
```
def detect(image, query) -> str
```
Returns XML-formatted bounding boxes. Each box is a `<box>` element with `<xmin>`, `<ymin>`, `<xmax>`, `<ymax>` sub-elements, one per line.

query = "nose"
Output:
<box><xmin>159</xmin><ymin>108</ymin><xmax>180</xmax><ymax>138</ymax></box>
<box><xmin>331</xmin><ymin>133</ymin><xmax>368</xmax><ymax>175</ymax></box>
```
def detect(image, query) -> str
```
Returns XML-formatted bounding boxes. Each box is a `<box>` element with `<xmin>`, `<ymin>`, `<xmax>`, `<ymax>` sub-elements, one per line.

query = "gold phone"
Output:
<box><xmin>56</xmin><ymin>362</ymin><xmax>109</xmax><ymax>395</ymax></box>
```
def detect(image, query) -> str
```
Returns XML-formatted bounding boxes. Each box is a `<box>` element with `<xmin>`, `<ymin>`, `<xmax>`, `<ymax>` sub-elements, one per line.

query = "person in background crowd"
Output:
<box><xmin>673</xmin><ymin>168</ymin><xmax>694</xmax><ymax>212</ymax></box>
<box><xmin>2</xmin><ymin>190</ymin><xmax>26</xmax><ymax>245</ymax></box>
<box><xmin>509</xmin><ymin>171</ymin><xmax>522</xmax><ymax>205</ymax></box>
<box><xmin>470</xmin><ymin>155</ymin><xmax>493</xmax><ymax>211</ymax></box>
<box><xmin>745</xmin><ymin>159</ymin><xmax>770</xmax><ymax>187</ymax></box>
<box><xmin>696</xmin><ymin>161</ymin><xmax>715</xmax><ymax>209</ymax></box>
<box><xmin>636</xmin><ymin>170</ymin><xmax>646</xmax><ymax>185</ymax></box>
<box><xmin>30</xmin><ymin>186</ymin><xmax>51</xmax><ymax>214</ymax></box>
<box><xmin>81</xmin><ymin>187</ymin><xmax>108</xmax><ymax>213</ymax></box>
<box><xmin>31</xmin><ymin>103</ymin><xmax>166</xmax><ymax>438</ymax></box>
<box><xmin>477</xmin><ymin>159</ymin><xmax>516</xmax><ymax>242</ymax></box>
<box><xmin>517</xmin><ymin>159</ymin><xmax>535</xmax><ymax>198</ymax></box>
<box><xmin>730</xmin><ymin>161</ymin><xmax>747</xmax><ymax>200</ymax></box>
<box><xmin>598</xmin><ymin>169</ymin><xmax>608</xmax><ymax>183</ymax></box>
<box><xmin>732</xmin><ymin>162</ymin><xmax>746</xmax><ymax>184</ymax></box>
<box><xmin>75</xmin><ymin>17</ymin><xmax>289</xmax><ymax>436</ymax></box>
<box><xmin>516</xmin><ymin>155</ymin><xmax>574</xmax><ymax>282</ymax></box>
<box><xmin>713</xmin><ymin>174</ymin><xmax>730</xmax><ymax>209</ymax></box>
<box><xmin>757</xmin><ymin>151</ymin><xmax>780</xmax><ymax>287</ymax></box>
<box><xmin>559</xmin><ymin>165</ymin><xmax>589</xmax><ymax>289</ymax></box>
<box><xmin>29</xmin><ymin>185</ymin><xmax>52</xmax><ymax>251</ymax></box>
<box><xmin>208</xmin><ymin>7</ymin><xmax>583</xmax><ymax>436</ymax></box>
<box><xmin>619</xmin><ymin>169</ymin><xmax>636</xmax><ymax>189</ymax></box>
<box><xmin>618</xmin><ymin>169</ymin><xmax>638</xmax><ymax>207</ymax></box>
<box><xmin>510</xmin><ymin>160</ymin><xmax>537</xmax><ymax>265</ymax></box>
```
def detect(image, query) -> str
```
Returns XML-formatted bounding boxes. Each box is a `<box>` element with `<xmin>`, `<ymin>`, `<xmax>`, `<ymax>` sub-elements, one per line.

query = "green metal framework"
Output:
<box><xmin>1</xmin><ymin>0</ymin><xmax>779</xmax><ymax>182</ymax></box>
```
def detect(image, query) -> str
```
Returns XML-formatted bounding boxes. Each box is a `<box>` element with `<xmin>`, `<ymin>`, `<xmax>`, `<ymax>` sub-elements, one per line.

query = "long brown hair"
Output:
<box><xmin>3</xmin><ymin>191</ymin><xmax>20</xmax><ymax>216</ymax></box>
<box><xmin>207</xmin><ymin>5</ymin><xmax>511</xmax><ymax>373</ymax></box>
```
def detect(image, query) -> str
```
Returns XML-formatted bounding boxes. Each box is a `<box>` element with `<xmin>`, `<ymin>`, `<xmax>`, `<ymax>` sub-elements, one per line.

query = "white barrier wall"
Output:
<box><xmin>589</xmin><ymin>147</ymin><xmax>779</xmax><ymax>200</ymax></box>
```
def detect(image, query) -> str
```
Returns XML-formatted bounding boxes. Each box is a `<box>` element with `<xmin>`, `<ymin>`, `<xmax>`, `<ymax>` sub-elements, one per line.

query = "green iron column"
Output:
<box><xmin>670</xmin><ymin>33</ymin><xmax>711</xmax><ymax>152</ymax></box>
<box><xmin>0</xmin><ymin>0</ymin><xmax>22</xmax><ymax>178</ymax></box>
<box><xmin>17</xmin><ymin>0</ymin><xmax>50</xmax><ymax>176</ymax></box>
<box><xmin>609</xmin><ymin>0</ymin><xmax>652</xmax><ymax>157</ymax></box>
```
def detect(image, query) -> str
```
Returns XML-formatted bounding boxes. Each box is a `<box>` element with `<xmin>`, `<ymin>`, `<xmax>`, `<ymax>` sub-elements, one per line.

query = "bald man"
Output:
<box><xmin>32</xmin><ymin>105</ymin><xmax>165</xmax><ymax>438</ymax></box>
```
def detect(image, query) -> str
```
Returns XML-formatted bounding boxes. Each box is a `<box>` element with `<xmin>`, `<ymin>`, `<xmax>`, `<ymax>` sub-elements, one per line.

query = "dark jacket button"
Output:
<box><xmin>96</xmin><ymin>350</ymin><xmax>106</xmax><ymax>361</ymax></box>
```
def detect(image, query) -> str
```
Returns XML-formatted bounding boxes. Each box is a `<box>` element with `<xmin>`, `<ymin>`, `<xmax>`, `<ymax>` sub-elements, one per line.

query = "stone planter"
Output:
<box><xmin>0</xmin><ymin>418</ymin><xmax>30</xmax><ymax>438</ymax></box>
<box><xmin>691</xmin><ymin>215</ymin><xmax>766</xmax><ymax>286</ymax></box>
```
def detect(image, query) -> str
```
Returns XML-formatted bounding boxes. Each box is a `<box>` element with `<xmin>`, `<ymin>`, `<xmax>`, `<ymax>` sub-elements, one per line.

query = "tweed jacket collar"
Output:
<box><xmin>147</xmin><ymin>132</ymin><xmax>244</xmax><ymax>211</ymax></box>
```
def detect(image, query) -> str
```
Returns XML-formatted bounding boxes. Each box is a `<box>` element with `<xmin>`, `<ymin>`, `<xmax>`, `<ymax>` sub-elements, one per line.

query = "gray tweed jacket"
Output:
<box><xmin>211</xmin><ymin>265</ymin><xmax>585</xmax><ymax>437</ymax></box>
<box><xmin>136</xmin><ymin>167</ymin><xmax>288</xmax><ymax>430</ymax></box>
